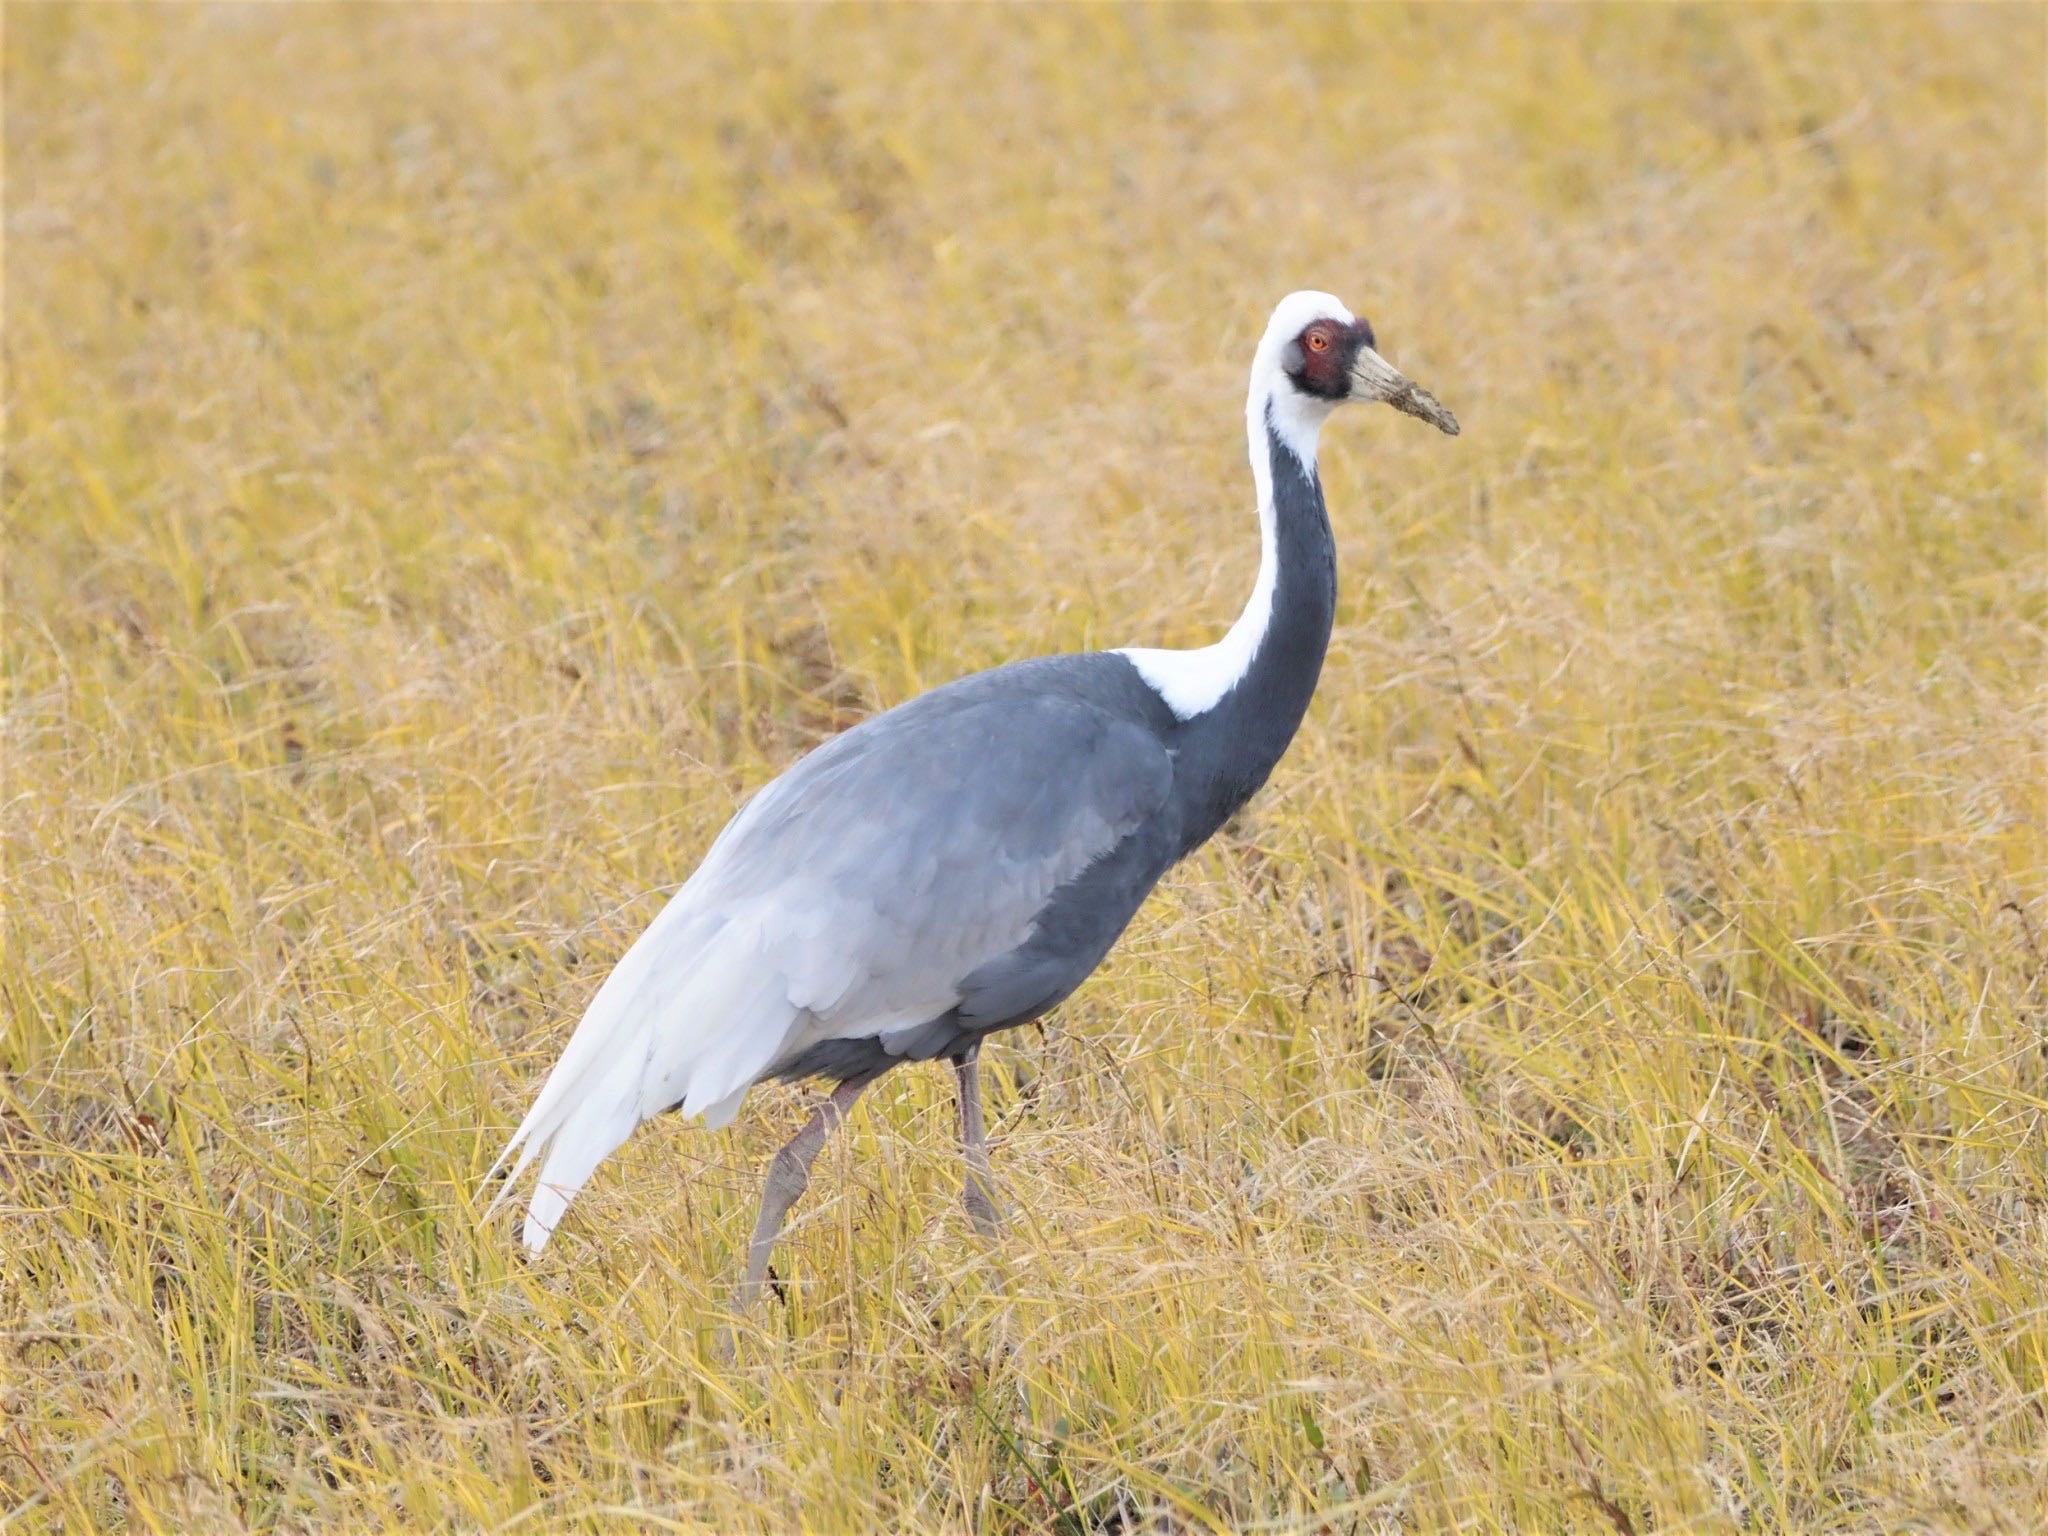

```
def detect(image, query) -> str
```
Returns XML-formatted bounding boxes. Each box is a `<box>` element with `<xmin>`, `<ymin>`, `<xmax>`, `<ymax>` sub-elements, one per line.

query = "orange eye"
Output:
<box><xmin>1306</xmin><ymin>330</ymin><xmax>1330</xmax><ymax>353</ymax></box>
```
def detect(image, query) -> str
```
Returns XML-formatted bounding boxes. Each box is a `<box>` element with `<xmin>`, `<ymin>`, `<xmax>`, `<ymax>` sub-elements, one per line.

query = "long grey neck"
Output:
<box><xmin>1170</xmin><ymin>416</ymin><xmax>1338</xmax><ymax>851</ymax></box>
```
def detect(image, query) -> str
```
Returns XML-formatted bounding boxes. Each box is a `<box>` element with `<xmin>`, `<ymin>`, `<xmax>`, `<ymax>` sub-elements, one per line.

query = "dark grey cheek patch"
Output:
<box><xmin>1280</xmin><ymin>339</ymin><xmax>1304</xmax><ymax>373</ymax></box>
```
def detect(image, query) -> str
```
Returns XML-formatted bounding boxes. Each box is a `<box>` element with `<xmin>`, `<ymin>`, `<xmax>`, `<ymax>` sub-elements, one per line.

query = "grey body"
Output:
<box><xmin>758</xmin><ymin>417</ymin><xmax>1336</xmax><ymax>1087</ymax></box>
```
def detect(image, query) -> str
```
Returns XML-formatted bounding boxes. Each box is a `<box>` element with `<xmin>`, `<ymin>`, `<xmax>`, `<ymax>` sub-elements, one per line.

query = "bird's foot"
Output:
<box><xmin>963</xmin><ymin>1177</ymin><xmax>1004</xmax><ymax>1240</ymax></box>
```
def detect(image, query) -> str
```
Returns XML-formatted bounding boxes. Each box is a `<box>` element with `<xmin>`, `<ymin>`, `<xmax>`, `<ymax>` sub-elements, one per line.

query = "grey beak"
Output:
<box><xmin>1351</xmin><ymin>345</ymin><xmax>1460</xmax><ymax>436</ymax></box>
<box><xmin>1385</xmin><ymin>377</ymin><xmax>1459</xmax><ymax>436</ymax></box>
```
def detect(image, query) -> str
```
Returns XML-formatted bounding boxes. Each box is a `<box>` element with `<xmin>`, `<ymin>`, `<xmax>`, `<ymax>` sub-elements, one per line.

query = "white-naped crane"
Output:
<box><xmin>485</xmin><ymin>292</ymin><xmax>1458</xmax><ymax>1304</ymax></box>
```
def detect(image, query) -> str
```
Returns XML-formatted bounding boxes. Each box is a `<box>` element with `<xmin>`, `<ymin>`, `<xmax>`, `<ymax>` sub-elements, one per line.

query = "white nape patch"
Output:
<box><xmin>1116</xmin><ymin>500</ymin><xmax>1278</xmax><ymax>720</ymax></box>
<box><xmin>1116</xmin><ymin>291</ymin><xmax>1352</xmax><ymax>722</ymax></box>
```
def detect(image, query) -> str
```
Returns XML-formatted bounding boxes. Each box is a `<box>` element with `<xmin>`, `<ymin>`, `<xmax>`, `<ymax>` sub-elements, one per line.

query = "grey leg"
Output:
<box><xmin>954</xmin><ymin>1048</ymin><xmax>1002</xmax><ymax>1237</ymax></box>
<box><xmin>737</xmin><ymin>1071</ymin><xmax>878</xmax><ymax>1312</ymax></box>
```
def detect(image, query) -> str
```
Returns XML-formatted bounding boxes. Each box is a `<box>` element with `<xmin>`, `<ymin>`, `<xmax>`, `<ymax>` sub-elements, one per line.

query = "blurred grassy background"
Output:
<box><xmin>4</xmin><ymin>4</ymin><xmax>2044</xmax><ymax>1531</ymax></box>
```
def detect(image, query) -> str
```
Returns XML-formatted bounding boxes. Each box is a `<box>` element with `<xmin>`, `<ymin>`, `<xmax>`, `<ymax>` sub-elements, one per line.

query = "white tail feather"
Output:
<box><xmin>484</xmin><ymin>893</ymin><xmax>800</xmax><ymax>1254</ymax></box>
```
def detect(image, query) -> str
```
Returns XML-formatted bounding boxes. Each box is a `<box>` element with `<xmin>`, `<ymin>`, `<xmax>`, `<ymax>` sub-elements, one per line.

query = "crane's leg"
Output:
<box><xmin>737</xmin><ymin>1070</ymin><xmax>879</xmax><ymax>1312</ymax></box>
<box><xmin>954</xmin><ymin>1046</ymin><xmax>1003</xmax><ymax>1237</ymax></box>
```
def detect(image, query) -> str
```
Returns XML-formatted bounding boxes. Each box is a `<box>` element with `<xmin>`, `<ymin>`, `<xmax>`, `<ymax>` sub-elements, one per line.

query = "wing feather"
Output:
<box><xmin>485</xmin><ymin>672</ymin><xmax>1174</xmax><ymax>1251</ymax></box>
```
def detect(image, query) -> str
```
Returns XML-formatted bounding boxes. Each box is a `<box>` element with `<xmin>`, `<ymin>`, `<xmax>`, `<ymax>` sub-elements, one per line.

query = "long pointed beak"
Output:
<box><xmin>1351</xmin><ymin>346</ymin><xmax>1460</xmax><ymax>436</ymax></box>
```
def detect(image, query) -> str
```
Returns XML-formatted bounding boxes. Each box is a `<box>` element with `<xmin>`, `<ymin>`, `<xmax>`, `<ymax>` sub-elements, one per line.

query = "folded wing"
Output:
<box><xmin>486</xmin><ymin>678</ymin><xmax>1175</xmax><ymax>1252</ymax></box>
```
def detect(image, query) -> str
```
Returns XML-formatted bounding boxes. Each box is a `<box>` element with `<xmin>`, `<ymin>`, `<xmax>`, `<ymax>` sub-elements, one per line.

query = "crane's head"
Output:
<box><xmin>1253</xmin><ymin>290</ymin><xmax>1459</xmax><ymax>453</ymax></box>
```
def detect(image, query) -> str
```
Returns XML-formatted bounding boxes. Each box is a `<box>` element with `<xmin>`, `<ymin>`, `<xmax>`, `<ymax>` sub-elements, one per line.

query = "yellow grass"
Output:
<box><xmin>5</xmin><ymin>5</ymin><xmax>2045</xmax><ymax>1531</ymax></box>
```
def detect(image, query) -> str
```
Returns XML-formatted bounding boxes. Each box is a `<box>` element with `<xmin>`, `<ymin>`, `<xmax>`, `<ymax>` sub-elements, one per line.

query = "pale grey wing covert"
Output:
<box><xmin>689</xmin><ymin>682</ymin><xmax>1178</xmax><ymax>1068</ymax></box>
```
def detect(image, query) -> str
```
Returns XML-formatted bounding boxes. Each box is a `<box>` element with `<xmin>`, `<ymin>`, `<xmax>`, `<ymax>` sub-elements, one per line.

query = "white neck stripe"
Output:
<box><xmin>1114</xmin><ymin>292</ymin><xmax>1348</xmax><ymax>721</ymax></box>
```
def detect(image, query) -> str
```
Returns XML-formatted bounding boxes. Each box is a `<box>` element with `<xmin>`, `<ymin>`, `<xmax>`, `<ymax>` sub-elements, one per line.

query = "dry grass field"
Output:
<box><xmin>5</xmin><ymin>5</ymin><xmax>2046</xmax><ymax>1531</ymax></box>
